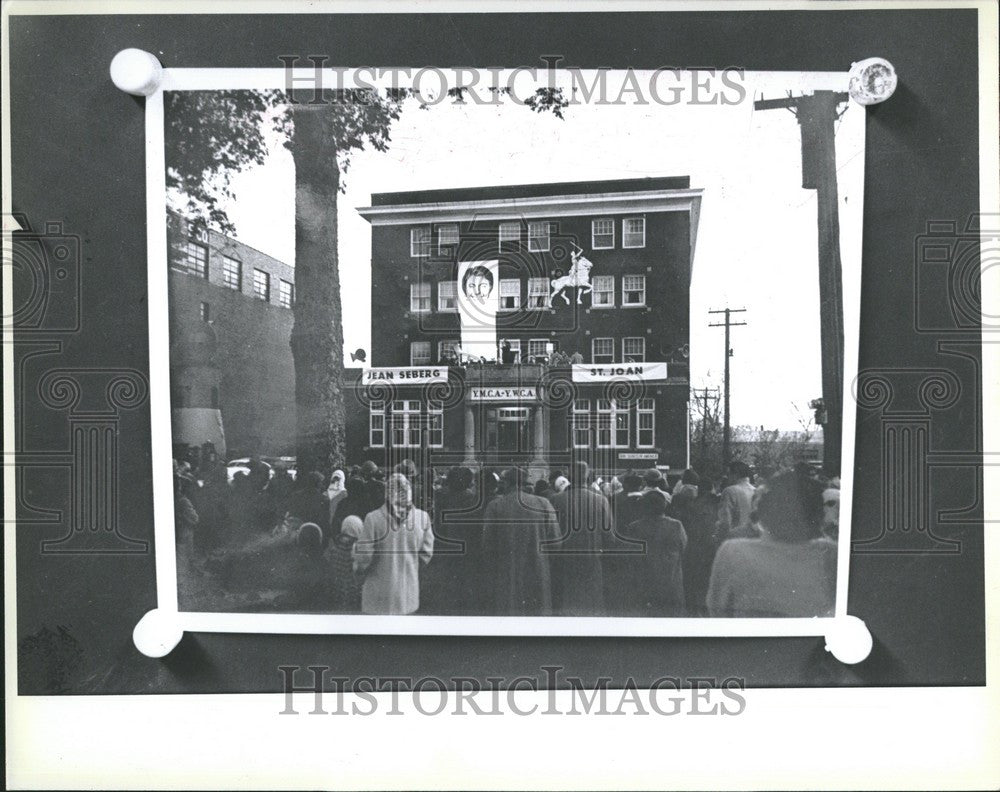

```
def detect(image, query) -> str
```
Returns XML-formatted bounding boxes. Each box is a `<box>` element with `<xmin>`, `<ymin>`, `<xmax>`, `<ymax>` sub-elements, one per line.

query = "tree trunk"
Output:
<box><xmin>290</xmin><ymin>105</ymin><xmax>345</xmax><ymax>476</ymax></box>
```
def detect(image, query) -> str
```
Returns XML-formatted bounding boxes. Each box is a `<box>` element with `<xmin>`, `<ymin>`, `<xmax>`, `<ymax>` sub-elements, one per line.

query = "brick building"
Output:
<box><xmin>349</xmin><ymin>176</ymin><xmax>702</xmax><ymax>478</ymax></box>
<box><xmin>167</xmin><ymin>210</ymin><xmax>296</xmax><ymax>457</ymax></box>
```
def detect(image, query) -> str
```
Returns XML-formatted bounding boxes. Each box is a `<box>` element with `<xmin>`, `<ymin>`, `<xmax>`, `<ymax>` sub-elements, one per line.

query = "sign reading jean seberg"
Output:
<box><xmin>163</xmin><ymin>66</ymin><xmax>863</xmax><ymax>629</ymax></box>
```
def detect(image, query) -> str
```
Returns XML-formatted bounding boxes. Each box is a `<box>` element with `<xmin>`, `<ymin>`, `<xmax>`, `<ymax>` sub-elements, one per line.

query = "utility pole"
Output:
<box><xmin>709</xmin><ymin>308</ymin><xmax>747</xmax><ymax>468</ymax></box>
<box><xmin>692</xmin><ymin>386</ymin><xmax>720</xmax><ymax>457</ymax></box>
<box><xmin>754</xmin><ymin>90</ymin><xmax>848</xmax><ymax>476</ymax></box>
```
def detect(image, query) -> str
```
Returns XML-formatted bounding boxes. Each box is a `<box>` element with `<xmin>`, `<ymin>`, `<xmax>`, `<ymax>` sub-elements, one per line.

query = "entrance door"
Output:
<box><xmin>484</xmin><ymin>406</ymin><xmax>530</xmax><ymax>464</ymax></box>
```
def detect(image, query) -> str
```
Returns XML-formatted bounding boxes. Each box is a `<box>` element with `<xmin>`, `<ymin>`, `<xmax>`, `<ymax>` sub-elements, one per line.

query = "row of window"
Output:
<box><xmin>409</xmin><ymin>217</ymin><xmax>646</xmax><ymax>257</ymax></box>
<box><xmin>409</xmin><ymin>336</ymin><xmax>647</xmax><ymax>365</ymax></box>
<box><xmin>366</xmin><ymin>398</ymin><xmax>656</xmax><ymax>449</ymax></box>
<box><xmin>369</xmin><ymin>400</ymin><xmax>444</xmax><ymax>449</ymax></box>
<box><xmin>177</xmin><ymin>241</ymin><xmax>294</xmax><ymax>307</ymax></box>
<box><xmin>572</xmin><ymin>398</ymin><xmax>656</xmax><ymax>449</ymax></box>
<box><xmin>410</xmin><ymin>273</ymin><xmax>646</xmax><ymax>313</ymax></box>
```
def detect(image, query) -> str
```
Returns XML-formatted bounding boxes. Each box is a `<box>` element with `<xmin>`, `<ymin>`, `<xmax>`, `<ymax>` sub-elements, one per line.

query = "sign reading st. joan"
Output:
<box><xmin>571</xmin><ymin>363</ymin><xmax>668</xmax><ymax>382</ymax></box>
<box><xmin>363</xmin><ymin>367</ymin><xmax>448</xmax><ymax>384</ymax></box>
<box><xmin>468</xmin><ymin>386</ymin><xmax>538</xmax><ymax>402</ymax></box>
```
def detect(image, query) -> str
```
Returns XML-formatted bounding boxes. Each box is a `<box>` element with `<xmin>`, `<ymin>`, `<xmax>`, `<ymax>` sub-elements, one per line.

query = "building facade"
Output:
<box><xmin>350</xmin><ymin>177</ymin><xmax>702</xmax><ymax>478</ymax></box>
<box><xmin>167</xmin><ymin>210</ymin><xmax>297</xmax><ymax>458</ymax></box>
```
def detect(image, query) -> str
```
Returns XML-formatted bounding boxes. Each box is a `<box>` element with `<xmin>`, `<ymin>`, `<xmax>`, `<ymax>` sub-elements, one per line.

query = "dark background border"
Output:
<box><xmin>10</xmin><ymin>9</ymin><xmax>984</xmax><ymax>693</ymax></box>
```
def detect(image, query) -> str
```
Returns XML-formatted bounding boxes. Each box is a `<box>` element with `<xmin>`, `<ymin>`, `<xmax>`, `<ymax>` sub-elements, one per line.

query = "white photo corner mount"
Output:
<box><xmin>119</xmin><ymin>49</ymin><xmax>877</xmax><ymax>665</ymax></box>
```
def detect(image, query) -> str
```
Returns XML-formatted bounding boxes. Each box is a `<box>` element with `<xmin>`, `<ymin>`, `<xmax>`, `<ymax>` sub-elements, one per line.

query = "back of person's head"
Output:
<box><xmin>682</xmin><ymin>468</ymin><xmax>701</xmax><ymax>486</ymax></box>
<box><xmin>360</xmin><ymin>460</ymin><xmax>379</xmax><ymax>480</ymax></box>
<box><xmin>729</xmin><ymin>460</ymin><xmax>752</xmax><ymax>480</ymax></box>
<box><xmin>394</xmin><ymin>459</ymin><xmax>418</xmax><ymax>479</ymax></box>
<box><xmin>306</xmin><ymin>470</ymin><xmax>326</xmax><ymax>492</ymax></box>
<box><xmin>622</xmin><ymin>472</ymin><xmax>643</xmax><ymax>493</ymax></box>
<box><xmin>534</xmin><ymin>478</ymin><xmax>552</xmax><ymax>496</ymax></box>
<box><xmin>501</xmin><ymin>467</ymin><xmax>527</xmax><ymax>492</ymax></box>
<box><xmin>639</xmin><ymin>488</ymin><xmax>669</xmax><ymax>517</ymax></box>
<box><xmin>549</xmin><ymin>469</ymin><xmax>565</xmax><ymax>485</ymax></box>
<box><xmin>571</xmin><ymin>460</ymin><xmax>590</xmax><ymax>487</ymax></box>
<box><xmin>297</xmin><ymin>522</ymin><xmax>323</xmax><ymax>556</ymax></box>
<box><xmin>754</xmin><ymin>470</ymin><xmax>824</xmax><ymax>542</ymax></box>
<box><xmin>643</xmin><ymin>468</ymin><xmax>664</xmax><ymax>489</ymax></box>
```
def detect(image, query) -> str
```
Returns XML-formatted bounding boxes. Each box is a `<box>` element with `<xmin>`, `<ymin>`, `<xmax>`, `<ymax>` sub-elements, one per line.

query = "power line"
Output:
<box><xmin>709</xmin><ymin>307</ymin><xmax>747</xmax><ymax>468</ymax></box>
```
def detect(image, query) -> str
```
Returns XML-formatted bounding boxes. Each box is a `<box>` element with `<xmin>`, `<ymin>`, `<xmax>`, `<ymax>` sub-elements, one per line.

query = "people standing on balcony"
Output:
<box><xmin>548</xmin><ymin>460</ymin><xmax>610</xmax><ymax>616</ymax></box>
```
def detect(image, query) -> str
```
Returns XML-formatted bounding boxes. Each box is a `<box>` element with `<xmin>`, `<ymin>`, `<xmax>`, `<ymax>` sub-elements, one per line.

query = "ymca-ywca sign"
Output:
<box><xmin>571</xmin><ymin>363</ymin><xmax>668</xmax><ymax>382</ymax></box>
<box><xmin>362</xmin><ymin>366</ymin><xmax>449</xmax><ymax>384</ymax></box>
<box><xmin>468</xmin><ymin>386</ymin><xmax>538</xmax><ymax>401</ymax></box>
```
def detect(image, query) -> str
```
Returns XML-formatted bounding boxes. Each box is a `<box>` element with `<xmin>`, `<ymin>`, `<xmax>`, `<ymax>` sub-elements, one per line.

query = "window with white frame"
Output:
<box><xmin>252</xmin><ymin>268</ymin><xmax>270</xmax><ymax>301</ymax></box>
<box><xmin>572</xmin><ymin>399</ymin><xmax>591</xmax><ymax>448</ymax></box>
<box><xmin>369</xmin><ymin>400</ymin><xmax>386</xmax><ymax>447</ymax></box>
<box><xmin>592</xmin><ymin>337</ymin><xmax>615</xmax><ymax>364</ymax></box>
<box><xmin>622</xmin><ymin>274</ymin><xmax>646</xmax><ymax>306</ymax></box>
<box><xmin>597</xmin><ymin>398</ymin><xmax>630</xmax><ymax>448</ymax></box>
<box><xmin>528</xmin><ymin>221</ymin><xmax>551</xmax><ymax>252</ymax></box>
<box><xmin>623</xmin><ymin>337</ymin><xmax>646</xmax><ymax>362</ymax></box>
<box><xmin>427</xmin><ymin>400</ymin><xmax>444</xmax><ymax>448</ymax></box>
<box><xmin>438</xmin><ymin>280</ymin><xmax>457</xmax><ymax>312</ymax></box>
<box><xmin>182</xmin><ymin>241</ymin><xmax>209</xmax><ymax>277</ymax></box>
<box><xmin>437</xmin><ymin>224</ymin><xmax>459</xmax><ymax>254</ymax></box>
<box><xmin>498</xmin><ymin>221</ymin><xmax>520</xmax><ymax>248</ymax></box>
<box><xmin>528</xmin><ymin>338</ymin><xmax>549</xmax><ymax>360</ymax></box>
<box><xmin>592</xmin><ymin>275</ymin><xmax>614</xmax><ymax>308</ymax></box>
<box><xmin>623</xmin><ymin>217</ymin><xmax>646</xmax><ymax>248</ymax></box>
<box><xmin>410</xmin><ymin>282</ymin><xmax>431</xmax><ymax>312</ymax></box>
<box><xmin>500</xmin><ymin>338</ymin><xmax>522</xmax><ymax>363</ymax></box>
<box><xmin>279</xmin><ymin>279</ymin><xmax>294</xmax><ymax>308</ymax></box>
<box><xmin>410</xmin><ymin>341</ymin><xmax>431</xmax><ymax>366</ymax></box>
<box><xmin>499</xmin><ymin>279</ymin><xmax>521</xmax><ymax>311</ymax></box>
<box><xmin>438</xmin><ymin>339</ymin><xmax>460</xmax><ymax>361</ymax></box>
<box><xmin>527</xmin><ymin>277</ymin><xmax>548</xmax><ymax>309</ymax></box>
<box><xmin>592</xmin><ymin>218</ymin><xmax>615</xmax><ymax>249</ymax></box>
<box><xmin>221</xmin><ymin>255</ymin><xmax>242</xmax><ymax>290</ymax></box>
<box><xmin>410</xmin><ymin>226</ymin><xmax>431</xmax><ymax>257</ymax></box>
<box><xmin>636</xmin><ymin>398</ymin><xmax>655</xmax><ymax>448</ymax></box>
<box><xmin>391</xmin><ymin>400</ymin><xmax>422</xmax><ymax>448</ymax></box>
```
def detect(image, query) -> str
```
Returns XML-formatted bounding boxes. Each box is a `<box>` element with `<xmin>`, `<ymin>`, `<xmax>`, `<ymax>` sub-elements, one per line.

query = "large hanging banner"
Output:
<box><xmin>456</xmin><ymin>260</ymin><xmax>499</xmax><ymax>362</ymax></box>
<box><xmin>571</xmin><ymin>362</ymin><xmax>669</xmax><ymax>382</ymax></box>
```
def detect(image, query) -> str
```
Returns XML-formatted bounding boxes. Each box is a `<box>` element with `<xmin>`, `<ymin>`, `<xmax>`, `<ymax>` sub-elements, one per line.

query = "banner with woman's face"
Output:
<box><xmin>457</xmin><ymin>260</ymin><xmax>499</xmax><ymax>361</ymax></box>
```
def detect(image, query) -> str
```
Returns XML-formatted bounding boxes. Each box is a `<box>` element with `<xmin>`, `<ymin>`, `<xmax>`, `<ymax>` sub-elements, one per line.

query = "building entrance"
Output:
<box><xmin>483</xmin><ymin>406</ymin><xmax>531</xmax><ymax>463</ymax></box>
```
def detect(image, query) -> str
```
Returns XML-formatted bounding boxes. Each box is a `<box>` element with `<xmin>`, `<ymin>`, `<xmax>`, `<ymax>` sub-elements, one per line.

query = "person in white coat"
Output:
<box><xmin>351</xmin><ymin>473</ymin><xmax>434</xmax><ymax>615</ymax></box>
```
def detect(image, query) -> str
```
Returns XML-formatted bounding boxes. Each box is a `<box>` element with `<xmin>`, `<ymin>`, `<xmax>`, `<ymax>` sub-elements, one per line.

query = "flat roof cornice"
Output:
<box><xmin>357</xmin><ymin>187</ymin><xmax>703</xmax><ymax>268</ymax></box>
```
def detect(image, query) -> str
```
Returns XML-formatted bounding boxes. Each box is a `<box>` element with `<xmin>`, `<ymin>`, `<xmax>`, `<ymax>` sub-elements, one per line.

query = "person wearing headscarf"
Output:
<box><xmin>326</xmin><ymin>469</ymin><xmax>348</xmax><ymax>523</ymax></box>
<box><xmin>351</xmin><ymin>473</ymin><xmax>434</xmax><ymax>615</ymax></box>
<box><xmin>622</xmin><ymin>489</ymin><xmax>687</xmax><ymax>616</ymax></box>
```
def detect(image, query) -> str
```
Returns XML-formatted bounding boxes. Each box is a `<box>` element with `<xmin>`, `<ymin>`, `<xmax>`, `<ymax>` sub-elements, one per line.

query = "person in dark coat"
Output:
<box><xmin>546</xmin><ymin>460</ymin><xmax>611</xmax><ymax>616</ymax></box>
<box><xmin>424</xmin><ymin>466</ymin><xmax>480</xmax><ymax>614</ymax></box>
<box><xmin>482</xmin><ymin>467</ymin><xmax>560</xmax><ymax>616</ymax></box>
<box><xmin>328</xmin><ymin>476</ymin><xmax>371</xmax><ymax>611</ymax></box>
<box><xmin>603</xmin><ymin>471</ymin><xmax>645</xmax><ymax>615</ymax></box>
<box><xmin>623</xmin><ymin>489</ymin><xmax>688</xmax><ymax>616</ymax></box>
<box><xmin>672</xmin><ymin>476</ymin><xmax>723</xmax><ymax>616</ymax></box>
<box><xmin>285</xmin><ymin>471</ymin><xmax>330</xmax><ymax>531</ymax></box>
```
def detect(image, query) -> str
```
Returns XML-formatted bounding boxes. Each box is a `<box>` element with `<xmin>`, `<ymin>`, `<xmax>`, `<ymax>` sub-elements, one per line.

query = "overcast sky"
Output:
<box><xmin>175</xmin><ymin>70</ymin><xmax>864</xmax><ymax>431</ymax></box>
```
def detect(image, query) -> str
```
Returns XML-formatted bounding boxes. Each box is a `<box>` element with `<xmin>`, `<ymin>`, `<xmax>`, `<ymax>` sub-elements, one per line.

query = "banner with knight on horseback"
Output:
<box><xmin>548</xmin><ymin>244</ymin><xmax>595</xmax><ymax>306</ymax></box>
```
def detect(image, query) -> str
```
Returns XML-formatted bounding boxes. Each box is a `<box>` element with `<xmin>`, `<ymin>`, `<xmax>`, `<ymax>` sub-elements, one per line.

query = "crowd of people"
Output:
<box><xmin>172</xmin><ymin>450</ymin><xmax>841</xmax><ymax>618</ymax></box>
